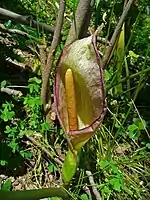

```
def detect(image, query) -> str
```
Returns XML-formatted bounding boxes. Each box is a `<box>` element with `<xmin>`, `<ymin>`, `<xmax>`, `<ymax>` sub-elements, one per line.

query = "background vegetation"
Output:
<box><xmin>0</xmin><ymin>0</ymin><xmax>150</xmax><ymax>199</ymax></box>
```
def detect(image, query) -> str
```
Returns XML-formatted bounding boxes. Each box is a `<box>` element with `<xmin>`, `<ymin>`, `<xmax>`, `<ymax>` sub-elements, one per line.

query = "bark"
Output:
<box><xmin>65</xmin><ymin>0</ymin><xmax>94</xmax><ymax>45</ymax></box>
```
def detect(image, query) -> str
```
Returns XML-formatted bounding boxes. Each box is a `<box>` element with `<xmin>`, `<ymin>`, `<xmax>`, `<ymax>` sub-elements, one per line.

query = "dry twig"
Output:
<box><xmin>0</xmin><ymin>87</ymin><xmax>23</xmax><ymax>96</ymax></box>
<box><xmin>25</xmin><ymin>134</ymin><xmax>63</xmax><ymax>166</ymax></box>
<box><xmin>41</xmin><ymin>0</ymin><xmax>65</xmax><ymax>111</ymax></box>
<box><xmin>86</xmin><ymin>170</ymin><xmax>102</xmax><ymax>200</ymax></box>
<box><xmin>0</xmin><ymin>7</ymin><xmax>55</xmax><ymax>34</ymax></box>
<box><xmin>102</xmin><ymin>0</ymin><xmax>134</xmax><ymax>68</ymax></box>
<box><xmin>82</xmin><ymin>185</ymin><xmax>92</xmax><ymax>198</ymax></box>
<box><xmin>0</xmin><ymin>23</ymin><xmax>41</xmax><ymax>43</ymax></box>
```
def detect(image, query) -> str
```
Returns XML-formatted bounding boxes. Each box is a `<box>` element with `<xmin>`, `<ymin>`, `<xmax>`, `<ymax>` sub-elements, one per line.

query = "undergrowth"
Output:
<box><xmin>0</xmin><ymin>0</ymin><xmax>150</xmax><ymax>199</ymax></box>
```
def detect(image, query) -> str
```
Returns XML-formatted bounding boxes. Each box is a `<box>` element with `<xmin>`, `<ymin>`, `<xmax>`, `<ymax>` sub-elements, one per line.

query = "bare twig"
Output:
<box><xmin>0</xmin><ymin>87</ymin><xmax>23</xmax><ymax>96</ymax></box>
<box><xmin>102</xmin><ymin>0</ymin><xmax>134</xmax><ymax>68</ymax></box>
<box><xmin>82</xmin><ymin>185</ymin><xmax>92</xmax><ymax>198</ymax></box>
<box><xmin>0</xmin><ymin>23</ymin><xmax>29</xmax><ymax>37</ymax></box>
<box><xmin>97</xmin><ymin>36</ymin><xmax>111</xmax><ymax>45</ymax></box>
<box><xmin>7</xmin><ymin>85</ymin><xmax>27</xmax><ymax>88</ymax></box>
<box><xmin>5</xmin><ymin>58</ymin><xmax>26</xmax><ymax>69</ymax></box>
<box><xmin>86</xmin><ymin>170</ymin><xmax>102</xmax><ymax>200</ymax></box>
<box><xmin>0</xmin><ymin>23</ymin><xmax>41</xmax><ymax>42</ymax></box>
<box><xmin>38</xmin><ymin>44</ymin><xmax>47</xmax><ymax>77</ymax></box>
<box><xmin>65</xmin><ymin>0</ymin><xmax>93</xmax><ymax>45</ymax></box>
<box><xmin>41</xmin><ymin>0</ymin><xmax>65</xmax><ymax>110</ymax></box>
<box><xmin>25</xmin><ymin>134</ymin><xmax>63</xmax><ymax>166</ymax></box>
<box><xmin>0</xmin><ymin>7</ymin><xmax>55</xmax><ymax>34</ymax></box>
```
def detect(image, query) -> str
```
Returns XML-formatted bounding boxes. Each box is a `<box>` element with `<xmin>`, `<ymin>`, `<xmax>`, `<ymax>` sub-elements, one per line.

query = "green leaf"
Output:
<box><xmin>41</xmin><ymin>122</ymin><xmax>51</xmax><ymax>132</ymax></box>
<box><xmin>24</xmin><ymin>130</ymin><xmax>34</xmax><ymax>136</ymax></box>
<box><xmin>20</xmin><ymin>151</ymin><xmax>32</xmax><ymax>159</ymax></box>
<box><xmin>29</xmin><ymin>120</ymin><xmax>37</xmax><ymax>128</ymax></box>
<box><xmin>1</xmin><ymin>179</ymin><xmax>12</xmax><ymax>191</ymax></box>
<box><xmin>104</xmin><ymin>70</ymin><xmax>110</xmax><ymax>82</ymax></box>
<box><xmin>48</xmin><ymin>162</ymin><xmax>57</xmax><ymax>173</ymax></box>
<box><xmin>28</xmin><ymin>77</ymin><xmax>41</xmax><ymax>84</ymax></box>
<box><xmin>28</xmin><ymin>83</ymin><xmax>41</xmax><ymax>94</ymax></box>
<box><xmin>128</xmin><ymin>124</ymin><xmax>138</xmax><ymax>132</ymax></box>
<box><xmin>101</xmin><ymin>186</ymin><xmax>111</xmax><ymax>194</ymax></box>
<box><xmin>48</xmin><ymin>164</ymin><xmax>54</xmax><ymax>173</ymax></box>
<box><xmin>146</xmin><ymin>143</ymin><xmax>150</xmax><ymax>149</ymax></box>
<box><xmin>128</xmin><ymin>130</ymin><xmax>140</xmax><ymax>140</ymax></box>
<box><xmin>1</xmin><ymin>107</ymin><xmax>15</xmax><ymax>122</ymax></box>
<box><xmin>110</xmin><ymin>164</ymin><xmax>119</xmax><ymax>174</ymax></box>
<box><xmin>10</xmin><ymin>141</ymin><xmax>19</xmax><ymax>152</ymax></box>
<box><xmin>5</xmin><ymin>126</ymin><xmax>12</xmax><ymax>134</ymax></box>
<box><xmin>34</xmin><ymin>97</ymin><xmax>42</xmax><ymax>105</ymax></box>
<box><xmin>0</xmin><ymin>160</ymin><xmax>8</xmax><ymax>166</ymax></box>
<box><xmin>1</xmin><ymin>80</ymin><xmax>7</xmax><ymax>87</ymax></box>
<box><xmin>129</xmin><ymin>50</ymin><xmax>139</xmax><ymax>58</ymax></box>
<box><xmin>99</xmin><ymin>160</ymin><xmax>109</xmax><ymax>169</ymax></box>
<box><xmin>110</xmin><ymin>178</ymin><xmax>122</xmax><ymax>191</ymax></box>
<box><xmin>80</xmin><ymin>193</ymin><xmax>89</xmax><ymax>200</ymax></box>
<box><xmin>24</xmin><ymin>97</ymin><xmax>42</xmax><ymax>107</ymax></box>
<box><xmin>128</xmin><ymin>120</ymin><xmax>144</xmax><ymax>139</ymax></box>
<box><xmin>133</xmin><ymin>118</ymin><xmax>146</xmax><ymax>130</ymax></box>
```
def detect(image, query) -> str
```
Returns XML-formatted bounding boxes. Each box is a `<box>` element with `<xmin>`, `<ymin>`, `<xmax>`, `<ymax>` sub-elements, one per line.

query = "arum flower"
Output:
<box><xmin>54</xmin><ymin>34</ymin><xmax>107</xmax><ymax>183</ymax></box>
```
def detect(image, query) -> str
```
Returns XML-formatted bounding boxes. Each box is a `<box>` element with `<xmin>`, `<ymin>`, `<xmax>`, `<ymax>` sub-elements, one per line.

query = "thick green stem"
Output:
<box><xmin>62</xmin><ymin>148</ymin><xmax>78</xmax><ymax>185</ymax></box>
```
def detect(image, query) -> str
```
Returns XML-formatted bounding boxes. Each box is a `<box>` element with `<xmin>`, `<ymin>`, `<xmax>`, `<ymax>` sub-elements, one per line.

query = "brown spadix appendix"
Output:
<box><xmin>54</xmin><ymin>34</ymin><xmax>107</xmax><ymax>151</ymax></box>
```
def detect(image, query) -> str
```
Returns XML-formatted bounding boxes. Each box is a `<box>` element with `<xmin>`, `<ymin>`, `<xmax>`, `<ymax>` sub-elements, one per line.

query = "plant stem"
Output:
<box><xmin>107</xmin><ymin>66</ymin><xmax>150</xmax><ymax>91</ymax></box>
<box><xmin>41</xmin><ymin>0</ymin><xmax>65</xmax><ymax>110</ymax></box>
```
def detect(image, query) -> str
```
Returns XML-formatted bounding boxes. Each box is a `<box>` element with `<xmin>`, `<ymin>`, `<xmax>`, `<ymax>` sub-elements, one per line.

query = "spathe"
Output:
<box><xmin>54</xmin><ymin>34</ymin><xmax>107</xmax><ymax>151</ymax></box>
